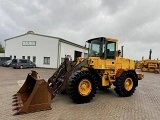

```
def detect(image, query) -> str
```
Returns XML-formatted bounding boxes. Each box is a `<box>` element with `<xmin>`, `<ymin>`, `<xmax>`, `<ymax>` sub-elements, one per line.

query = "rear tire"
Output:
<box><xmin>114</xmin><ymin>71</ymin><xmax>137</xmax><ymax>97</ymax></box>
<box><xmin>66</xmin><ymin>70</ymin><xmax>97</xmax><ymax>104</ymax></box>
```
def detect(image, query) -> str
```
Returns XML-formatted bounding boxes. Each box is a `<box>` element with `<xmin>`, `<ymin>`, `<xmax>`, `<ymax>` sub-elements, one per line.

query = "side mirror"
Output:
<box><xmin>117</xmin><ymin>50</ymin><xmax>121</xmax><ymax>57</ymax></box>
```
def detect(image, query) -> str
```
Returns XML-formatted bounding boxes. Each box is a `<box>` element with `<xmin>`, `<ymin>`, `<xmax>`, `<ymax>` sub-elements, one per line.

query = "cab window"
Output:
<box><xmin>106</xmin><ymin>42</ymin><xmax>116</xmax><ymax>59</ymax></box>
<box><xmin>88</xmin><ymin>38</ymin><xmax>104</xmax><ymax>57</ymax></box>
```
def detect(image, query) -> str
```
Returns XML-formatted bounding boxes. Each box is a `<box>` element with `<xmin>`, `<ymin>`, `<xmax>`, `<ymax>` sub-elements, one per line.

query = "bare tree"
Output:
<box><xmin>0</xmin><ymin>42</ymin><xmax>5</xmax><ymax>53</ymax></box>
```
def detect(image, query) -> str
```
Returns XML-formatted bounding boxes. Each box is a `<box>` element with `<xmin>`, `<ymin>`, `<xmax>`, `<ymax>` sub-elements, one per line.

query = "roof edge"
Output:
<box><xmin>59</xmin><ymin>39</ymin><xmax>87</xmax><ymax>49</ymax></box>
<box><xmin>4</xmin><ymin>32</ymin><xmax>62</xmax><ymax>41</ymax></box>
<box><xmin>4</xmin><ymin>31</ymin><xmax>87</xmax><ymax>50</ymax></box>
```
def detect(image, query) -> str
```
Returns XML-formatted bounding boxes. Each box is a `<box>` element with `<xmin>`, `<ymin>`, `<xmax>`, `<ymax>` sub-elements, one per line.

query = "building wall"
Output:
<box><xmin>59</xmin><ymin>42</ymin><xmax>87</xmax><ymax>64</ymax></box>
<box><xmin>0</xmin><ymin>53</ymin><xmax>4</xmax><ymax>57</ymax></box>
<box><xmin>5</xmin><ymin>34</ymin><xmax>58</xmax><ymax>68</ymax></box>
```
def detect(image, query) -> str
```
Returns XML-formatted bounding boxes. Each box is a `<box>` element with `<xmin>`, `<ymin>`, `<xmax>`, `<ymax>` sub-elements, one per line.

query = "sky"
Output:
<box><xmin>0</xmin><ymin>0</ymin><xmax>160</xmax><ymax>60</ymax></box>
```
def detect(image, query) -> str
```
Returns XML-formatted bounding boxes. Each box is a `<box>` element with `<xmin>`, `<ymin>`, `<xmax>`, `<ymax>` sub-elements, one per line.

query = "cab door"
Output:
<box><xmin>105</xmin><ymin>41</ymin><xmax>116</xmax><ymax>70</ymax></box>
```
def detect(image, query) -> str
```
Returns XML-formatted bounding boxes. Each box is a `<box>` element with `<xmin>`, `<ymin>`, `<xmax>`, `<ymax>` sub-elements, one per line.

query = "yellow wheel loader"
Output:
<box><xmin>12</xmin><ymin>37</ymin><xmax>143</xmax><ymax>115</ymax></box>
<box><xmin>138</xmin><ymin>49</ymin><xmax>160</xmax><ymax>73</ymax></box>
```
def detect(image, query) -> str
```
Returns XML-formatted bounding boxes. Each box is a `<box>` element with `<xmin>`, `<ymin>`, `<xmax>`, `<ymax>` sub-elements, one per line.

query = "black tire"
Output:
<box><xmin>114</xmin><ymin>71</ymin><xmax>137</xmax><ymax>97</ymax></box>
<box><xmin>66</xmin><ymin>70</ymin><xmax>97</xmax><ymax>104</ymax></box>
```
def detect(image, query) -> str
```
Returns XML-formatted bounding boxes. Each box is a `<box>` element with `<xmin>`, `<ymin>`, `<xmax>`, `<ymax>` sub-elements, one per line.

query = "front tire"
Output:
<box><xmin>66</xmin><ymin>70</ymin><xmax>97</xmax><ymax>104</ymax></box>
<box><xmin>114</xmin><ymin>71</ymin><xmax>137</xmax><ymax>97</ymax></box>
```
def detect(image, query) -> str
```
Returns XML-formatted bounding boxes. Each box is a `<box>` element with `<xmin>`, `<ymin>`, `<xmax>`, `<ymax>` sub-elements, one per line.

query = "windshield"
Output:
<box><xmin>88</xmin><ymin>39</ymin><xmax>104</xmax><ymax>57</ymax></box>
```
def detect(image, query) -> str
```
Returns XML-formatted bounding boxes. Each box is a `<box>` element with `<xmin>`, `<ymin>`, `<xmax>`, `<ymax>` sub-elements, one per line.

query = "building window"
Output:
<box><xmin>14</xmin><ymin>56</ymin><xmax>16</xmax><ymax>59</ymax></box>
<box><xmin>44</xmin><ymin>57</ymin><xmax>50</xmax><ymax>65</ymax></box>
<box><xmin>27</xmin><ymin>56</ymin><xmax>30</xmax><ymax>60</ymax></box>
<box><xmin>22</xmin><ymin>56</ymin><xmax>25</xmax><ymax>59</ymax></box>
<box><xmin>33</xmin><ymin>56</ymin><xmax>36</xmax><ymax>63</ymax></box>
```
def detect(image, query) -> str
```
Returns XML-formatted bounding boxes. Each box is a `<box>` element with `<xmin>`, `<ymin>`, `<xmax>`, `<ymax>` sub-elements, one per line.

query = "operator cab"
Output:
<box><xmin>87</xmin><ymin>37</ymin><xmax>117</xmax><ymax>59</ymax></box>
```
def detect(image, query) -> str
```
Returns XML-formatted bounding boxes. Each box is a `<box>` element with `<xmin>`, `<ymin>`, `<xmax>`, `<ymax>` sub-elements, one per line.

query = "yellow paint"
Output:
<box><xmin>106</xmin><ymin>38</ymin><xmax>118</xmax><ymax>42</ymax></box>
<box><xmin>124</xmin><ymin>78</ymin><xmax>133</xmax><ymax>91</ymax></box>
<box><xmin>140</xmin><ymin>56</ymin><xmax>160</xmax><ymax>72</ymax></box>
<box><xmin>77</xmin><ymin>37</ymin><xmax>142</xmax><ymax>88</ymax></box>
<box><xmin>88</xmin><ymin>57</ymin><xmax>135</xmax><ymax>71</ymax></box>
<box><xmin>78</xmin><ymin>79</ymin><xmax>92</xmax><ymax>96</ymax></box>
<box><xmin>102</xmin><ymin>73</ymin><xmax>109</xmax><ymax>86</ymax></box>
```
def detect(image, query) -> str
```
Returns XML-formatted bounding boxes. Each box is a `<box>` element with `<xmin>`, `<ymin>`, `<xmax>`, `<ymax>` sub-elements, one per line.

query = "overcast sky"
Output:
<box><xmin>0</xmin><ymin>0</ymin><xmax>160</xmax><ymax>60</ymax></box>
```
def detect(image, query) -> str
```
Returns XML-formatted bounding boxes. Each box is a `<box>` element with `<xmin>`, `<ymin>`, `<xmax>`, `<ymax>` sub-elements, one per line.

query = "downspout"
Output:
<box><xmin>4</xmin><ymin>40</ymin><xmax>6</xmax><ymax>57</ymax></box>
<box><xmin>57</xmin><ymin>40</ymin><xmax>61</xmax><ymax>68</ymax></box>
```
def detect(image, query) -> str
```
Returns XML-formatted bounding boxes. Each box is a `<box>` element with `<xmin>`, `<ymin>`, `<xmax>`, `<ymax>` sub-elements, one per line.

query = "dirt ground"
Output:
<box><xmin>0</xmin><ymin>66</ymin><xmax>160</xmax><ymax>120</ymax></box>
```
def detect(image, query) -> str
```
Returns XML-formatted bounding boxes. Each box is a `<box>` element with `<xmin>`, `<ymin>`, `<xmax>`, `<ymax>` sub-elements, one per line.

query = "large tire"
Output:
<box><xmin>114</xmin><ymin>71</ymin><xmax>137</xmax><ymax>97</ymax></box>
<box><xmin>66</xmin><ymin>70</ymin><xmax>97</xmax><ymax>104</ymax></box>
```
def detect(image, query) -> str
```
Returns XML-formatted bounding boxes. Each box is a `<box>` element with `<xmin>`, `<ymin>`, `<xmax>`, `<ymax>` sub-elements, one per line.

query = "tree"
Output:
<box><xmin>0</xmin><ymin>42</ymin><xmax>5</xmax><ymax>53</ymax></box>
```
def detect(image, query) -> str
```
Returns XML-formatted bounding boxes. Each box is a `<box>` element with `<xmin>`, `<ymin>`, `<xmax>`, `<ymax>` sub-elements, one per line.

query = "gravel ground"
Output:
<box><xmin>0</xmin><ymin>66</ymin><xmax>160</xmax><ymax>120</ymax></box>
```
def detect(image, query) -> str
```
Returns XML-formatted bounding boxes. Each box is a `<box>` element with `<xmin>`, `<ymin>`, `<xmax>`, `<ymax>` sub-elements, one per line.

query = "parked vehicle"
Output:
<box><xmin>2</xmin><ymin>60</ymin><xmax>12</xmax><ymax>67</ymax></box>
<box><xmin>12</xmin><ymin>59</ymin><xmax>36</xmax><ymax>69</ymax></box>
<box><xmin>0</xmin><ymin>57</ymin><xmax>11</xmax><ymax>66</ymax></box>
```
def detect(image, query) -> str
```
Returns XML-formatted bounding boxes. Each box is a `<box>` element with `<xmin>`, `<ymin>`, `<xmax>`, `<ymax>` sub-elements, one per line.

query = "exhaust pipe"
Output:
<box><xmin>149</xmin><ymin>49</ymin><xmax>152</xmax><ymax>60</ymax></box>
<box><xmin>121</xmin><ymin>46</ymin><xmax>124</xmax><ymax>58</ymax></box>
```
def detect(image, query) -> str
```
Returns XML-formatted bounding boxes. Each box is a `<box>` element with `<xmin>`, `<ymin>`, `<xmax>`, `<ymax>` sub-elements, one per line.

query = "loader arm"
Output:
<box><xmin>47</xmin><ymin>57</ymin><xmax>88</xmax><ymax>99</ymax></box>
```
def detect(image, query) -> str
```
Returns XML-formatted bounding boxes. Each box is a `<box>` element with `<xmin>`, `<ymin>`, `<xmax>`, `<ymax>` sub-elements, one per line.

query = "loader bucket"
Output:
<box><xmin>12</xmin><ymin>71</ymin><xmax>52</xmax><ymax>115</ymax></box>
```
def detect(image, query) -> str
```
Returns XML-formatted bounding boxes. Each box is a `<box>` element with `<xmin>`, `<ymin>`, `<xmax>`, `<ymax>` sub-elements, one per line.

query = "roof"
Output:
<box><xmin>59</xmin><ymin>39</ymin><xmax>86</xmax><ymax>49</ymax></box>
<box><xmin>87</xmin><ymin>37</ymin><xmax>118</xmax><ymax>43</ymax></box>
<box><xmin>106</xmin><ymin>37</ymin><xmax>118</xmax><ymax>42</ymax></box>
<box><xmin>4</xmin><ymin>31</ymin><xmax>86</xmax><ymax>49</ymax></box>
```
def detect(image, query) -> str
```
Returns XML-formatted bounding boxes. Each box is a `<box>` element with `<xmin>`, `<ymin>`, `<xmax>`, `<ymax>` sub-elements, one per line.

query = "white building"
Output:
<box><xmin>0</xmin><ymin>53</ymin><xmax>4</xmax><ymax>57</ymax></box>
<box><xmin>4</xmin><ymin>31</ymin><xmax>88</xmax><ymax>68</ymax></box>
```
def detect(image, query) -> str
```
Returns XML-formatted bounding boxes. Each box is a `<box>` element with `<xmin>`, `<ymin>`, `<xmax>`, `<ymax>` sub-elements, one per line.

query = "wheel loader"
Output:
<box><xmin>12</xmin><ymin>37</ymin><xmax>143</xmax><ymax>115</ymax></box>
<box><xmin>139</xmin><ymin>49</ymin><xmax>160</xmax><ymax>73</ymax></box>
<box><xmin>135</xmin><ymin>60</ymin><xmax>142</xmax><ymax>69</ymax></box>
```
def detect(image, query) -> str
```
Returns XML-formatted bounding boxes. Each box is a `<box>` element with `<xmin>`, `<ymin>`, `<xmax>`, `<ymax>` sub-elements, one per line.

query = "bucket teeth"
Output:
<box><xmin>12</xmin><ymin>96</ymin><xmax>18</xmax><ymax>99</ymax></box>
<box><xmin>12</xmin><ymin>106</ymin><xmax>21</xmax><ymax>111</ymax></box>
<box><xmin>12</xmin><ymin>103</ymin><xmax>19</xmax><ymax>106</ymax></box>
<box><xmin>12</xmin><ymin>99</ymin><xmax>18</xmax><ymax>103</ymax></box>
<box><xmin>12</xmin><ymin>94</ymin><xmax>18</xmax><ymax>97</ymax></box>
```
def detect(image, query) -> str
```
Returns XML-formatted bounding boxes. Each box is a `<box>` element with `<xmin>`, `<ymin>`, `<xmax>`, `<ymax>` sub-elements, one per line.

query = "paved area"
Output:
<box><xmin>0</xmin><ymin>66</ymin><xmax>160</xmax><ymax>120</ymax></box>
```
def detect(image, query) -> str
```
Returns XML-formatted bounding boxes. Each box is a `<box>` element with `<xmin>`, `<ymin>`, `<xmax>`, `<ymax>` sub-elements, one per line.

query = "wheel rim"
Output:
<box><xmin>124</xmin><ymin>78</ymin><xmax>133</xmax><ymax>91</ymax></box>
<box><xmin>78</xmin><ymin>79</ymin><xmax>92</xmax><ymax>96</ymax></box>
